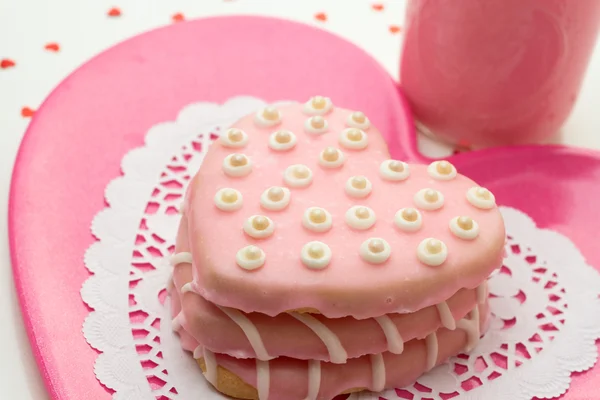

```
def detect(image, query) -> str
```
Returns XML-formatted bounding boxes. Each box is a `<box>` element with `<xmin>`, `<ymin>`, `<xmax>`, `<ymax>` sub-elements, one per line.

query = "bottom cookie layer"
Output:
<box><xmin>197</xmin><ymin>359</ymin><xmax>363</xmax><ymax>399</ymax></box>
<box><xmin>193</xmin><ymin>301</ymin><xmax>488</xmax><ymax>400</ymax></box>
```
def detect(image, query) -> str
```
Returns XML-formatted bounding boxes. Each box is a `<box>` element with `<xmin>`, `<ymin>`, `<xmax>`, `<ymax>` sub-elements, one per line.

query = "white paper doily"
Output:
<box><xmin>82</xmin><ymin>96</ymin><xmax>600</xmax><ymax>400</ymax></box>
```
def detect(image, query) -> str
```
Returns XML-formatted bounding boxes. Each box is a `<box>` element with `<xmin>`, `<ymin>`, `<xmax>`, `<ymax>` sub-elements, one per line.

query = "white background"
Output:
<box><xmin>1</xmin><ymin>1</ymin><xmax>599</xmax><ymax>398</ymax></box>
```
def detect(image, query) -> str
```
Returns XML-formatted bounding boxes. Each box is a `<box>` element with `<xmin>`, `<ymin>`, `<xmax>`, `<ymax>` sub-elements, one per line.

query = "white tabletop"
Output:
<box><xmin>1</xmin><ymin>1</ymin><xmax>599</xmax><ymax>398</ymax></box>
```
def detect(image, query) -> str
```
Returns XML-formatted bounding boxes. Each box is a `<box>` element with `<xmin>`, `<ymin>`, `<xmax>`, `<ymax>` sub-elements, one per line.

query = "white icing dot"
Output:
<box><xmin>260</xmin><ymin>186</ymin><xmax>291</xmax><ymax>211</ymax></box>
<box><xmin>414</xmin><ymin>188</ymin><xmax>444</xmax><ymax>211</ymax></box>
<box><xmin>394</xmin><ymin>208</ymin><xmax>423</xmax><ymax>232</ymax></box>
<box><xmin>466</xmin><ymin>187</ymin><xmax>496</xmax><ymax>209</ymax></box>
<box><xmin>346</xmin><ymin>111</ymin><xmax>371</xmax><ymax>130</ymax></box>
<box><xmin>379</xmin><ymin>160</ymin><xmax>410</xmax><ymax>181</ymax></box>
<box><xmin>345</xmin><ymin>206</ymin><xmax>376</xmax><ymax>230</ymax></box>
<box><xmin>243</xmin><ymin>215</ymin><xmax>275</xmax><ymax>239</ymax></box>
<box><xmin>283</xmin><ymin>164</ymin><xmax>313</xmax><ymax>188</ymax></box>
<box><xmin>214</xmin><ymin>188</ymin><xmax>243</xmax><ymax>211</ymax></box>
<box><xmin>304</xmin><ymin>116</ymin><xmax>329</xmax><ymax>135</ymax></box>
<box><xmin>360</xmin><ymin>238</ymin><xmax>391</xmax><ymax>264</ymax></box>
<box><xmin>339</xmin><ymin>128</ymin><xmax>368</xmax><ymax>150</ymax></box>
<box><xmin>303</xmin><ymin>96</ymin><xmax>334</xmax><ymax>115</ymax></box>
<box><xmin>301</xmin><ymin>241</ymin><xmax>332</xmax><ymax>269</ymax></box>
<box><xmin>427</xmin><ymin>160</ymin><xmax>457</xmax><ymax>180</ymax></box>
<box><xmin>417</xmin><ymin>238</ymin><xmax>448</xmax><ymax>267</ymax></box>
<box><xmin>222</xmin><ymin>154</ymin><xmax>252</xmax><ymax>177</ymax></box>
<box><xmin>236</xmin><ymin>245</ymin><xmax>266</xmax><ymax>270</ymax></box>
<box><xmin>318</xmin><ymin>147</ymin><xmax>345</xmax><ymax>169</ymax></box>
<box><xmin>345</xmin><ymin>176</ymin><xmax>372</xmax><ymax>198</ymax></box>
<box><xmin>268</xmin><ymin>130</ymin><xmax>297</xmax><ymax>151</ymax></box>
<box><xmin>449</xmin><ymin>216</ymin><xmax>480</xmax><ymax>240</ymax></box>
<box><xmin>254</xmin><ymin>106</ymin><xmax>282</xmax><ymax>127</ymax></box>
<box><xmin>302</xmin><ymin>207</ymin><xmax>333</xmax><ymax>233</ymax></box>
<box><xmin>220</xmin><ymin>128</ymin><xmax>249</xmax><ymax>148</ymax></box>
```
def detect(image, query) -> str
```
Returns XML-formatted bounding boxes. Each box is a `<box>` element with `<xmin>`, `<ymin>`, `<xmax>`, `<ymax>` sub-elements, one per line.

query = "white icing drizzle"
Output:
<box><xmin>203</xmin><ymin>348</ymin><xmax>218</xmax><ymax>385</ymax></box>
<box><xmin>370</xmin><ymin>353</ymin><xmax>386</xmax><ymax>392</ymax></box>
<box><xmin>306</xmin><ymin>360</ymin><xmax>322</xmax><ymax>400</ymax></box>
<box><xmin>193</xmin><ymin>345</ymin><xmax>203</xmax><ymax>359</ymax></box>
<box><xmin>171</xmin><ymin>313</ymin><xmax>182</xmax><ymax>332</ymax></box>
<box><xmin>181</xmin><ymin>282</ymin><xmax>194</xmax><ymax>294</ymax></box>
<box><xmin>457</xmin><ymin>305</ymin><xmax>481</xmax><ymax>352</ymax></box>
<box><xmin>425</xmin><ymin>332</ymin><xmax>438</xmax><ymax>371</ymax></box>
<box><xmin>476</xmin><ymin>284</ymin><xmax>487</xmax><ymax>304</ymax></box>
<box><xmin>170</xmin><ymin>252</ymin><xmax>193</xmax><ymax>266</ymax></box>
<box><xmin>218</xmin><ymin>306</ymin><xmax>272</xmax><ymax>361</ymax></box>
<box><xmin>374</xmin><ymin>315</ymin><xmax>404</xmax><ymax>354</ymax></box>
<box><xmin>436</xmin><ymin>301</ymin><xmax>456</xmax><ymax>330</ymax></box>
<box><xmin>291</xmin><ymin>312</ymin><xmax>348</xmax><ymax>363</ymax></box>
<box><xmin>256</xmin><ymin>360</ymin><xmax>271</xmax><ymax>400</ymax></box>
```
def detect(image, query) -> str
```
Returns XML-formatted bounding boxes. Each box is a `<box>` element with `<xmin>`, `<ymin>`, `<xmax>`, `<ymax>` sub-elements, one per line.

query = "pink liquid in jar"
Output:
<box><xmin>400</xmin><ymin>0</ymin><xmax>600</xmax><ymax>147</ymax></box>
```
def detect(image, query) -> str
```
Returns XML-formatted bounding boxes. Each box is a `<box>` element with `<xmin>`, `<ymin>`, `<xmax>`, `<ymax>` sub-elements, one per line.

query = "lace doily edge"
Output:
<box><xmin>80</xmin><ymin>96</ymin><xmax>270</xmax><ymax>396</ymax></box>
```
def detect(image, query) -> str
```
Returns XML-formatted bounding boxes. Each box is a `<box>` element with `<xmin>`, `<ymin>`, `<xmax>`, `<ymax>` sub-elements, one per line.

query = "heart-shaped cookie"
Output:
<box><xmin>172</xmin><ymin>98</ymin><xmax>505</xmax><ymax>399</ymax></box>
<box><xmin>182</xmin><ymin>99</ymin><xmax>505</xmax><ymax>319</ymax></box>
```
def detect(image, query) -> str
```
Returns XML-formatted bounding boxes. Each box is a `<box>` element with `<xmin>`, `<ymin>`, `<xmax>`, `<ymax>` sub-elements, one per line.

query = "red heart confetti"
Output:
<box><xmin>389</xmin><ymin>25</ymin><xmax>401</xmax><ymax>34</ymax></box>
<box><xmin>1</xmin><ymin>59</ymin><xmax>15</xmax><ymax>69</ymax></box>
<box><xmin>108</xmin><ymin>7</ymin><xmax>121</xmax><ymax>17</ymax></box>
<box><xmin>172</xmin><ymin>13</ymin><xmax>185</xmax><ymax>22</ymax></box>
<box><xmin>21</xmin><ymin>107</ymin><xmax>35</xmax><ymax>118</ymax></box>
<box><xmin>315</xmin><ymin>12</ymin><xmax>327</xmax><ymax>22</ymax></box>
<box><xmin>372</xmin><ymin>4</ymin><xmax>385</xmax><ymax>11</ymax></box>
<box><xmin>44</xmin><ymin>43</ymin><xmax>60</xmax><ymax>52</ymax></box>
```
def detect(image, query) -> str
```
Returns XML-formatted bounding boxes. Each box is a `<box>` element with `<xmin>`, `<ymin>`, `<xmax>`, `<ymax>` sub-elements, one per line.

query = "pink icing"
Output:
<box><xmin>172</xmin><ymin>216</ymin><xmax>485</xmax><ymax>362</ymax></box>
<box><xmin>170</xmin><ymin>281</ymin><xmax>489</xmax><ymax>400</ymax></box>
<box><xmin>185</xmin><ymin>103</ymin><xmax>505</xmax><ymax>318</ymax></box>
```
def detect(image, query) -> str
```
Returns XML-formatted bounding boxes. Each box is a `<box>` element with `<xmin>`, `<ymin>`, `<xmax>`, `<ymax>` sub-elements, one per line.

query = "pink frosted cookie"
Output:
<box><xmin>181</xmin><ymin>99</ymin><xmax>504</xmax><ymax>318</ymax></box>
<box><xmin>170</xmin><ymin>216</ymin><xmax>487</xmax><ymax>363</ymax></box>
<box><xmin>170</xmin><ymin>97</ymin><xmax>505</xmax><ymax>399</ymax></box>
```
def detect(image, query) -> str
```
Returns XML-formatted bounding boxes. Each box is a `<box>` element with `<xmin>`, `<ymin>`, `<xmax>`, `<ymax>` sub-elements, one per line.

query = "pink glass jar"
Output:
<box><xmin>400</xmin><ymin>0</ymin><xmax>600</xmax><ymax>147</ymax></box>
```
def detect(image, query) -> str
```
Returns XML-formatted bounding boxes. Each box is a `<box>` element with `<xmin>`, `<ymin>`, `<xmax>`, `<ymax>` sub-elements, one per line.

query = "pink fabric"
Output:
<box><xmin>9</xmin><ymin>15</ymin><xmax>600</xmax><ymax>400</ymax></box>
